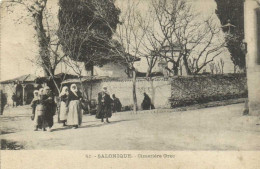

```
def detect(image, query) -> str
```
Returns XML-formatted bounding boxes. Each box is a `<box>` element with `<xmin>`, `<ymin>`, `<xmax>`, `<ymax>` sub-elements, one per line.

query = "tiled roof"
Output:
<box><xmin>0</xmin><ymin>74</ymin><xmax>38</xmax><ymax>84</ymax></box>
<box><xmin>61</xmin><ymin>76</ymin><xmax>110</xmax><ymax>84</ymax></box>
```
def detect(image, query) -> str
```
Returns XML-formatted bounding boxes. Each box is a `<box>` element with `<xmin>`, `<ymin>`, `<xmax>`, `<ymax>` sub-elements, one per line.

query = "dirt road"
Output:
<box><xmin>1</xmin><ymin>103</ymin><xmax>260</xmax><ymax>150</ymax></box>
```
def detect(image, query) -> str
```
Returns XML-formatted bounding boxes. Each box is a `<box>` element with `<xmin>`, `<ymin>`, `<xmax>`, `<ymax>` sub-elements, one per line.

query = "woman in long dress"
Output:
<box><xmin>59</xmin><ymin>86</ymin><xmax>69</xmax><ymax>126</ymax></box>
<box><xmin>67</xmin><ymin>84</ymin><xmax>83</xmax><ymax>129</ymax></box>
<box><xmin>33</xmin><ymin>88</ymin><xmax>48</xmax><ymax>131</ymax></box>
<box><xmin>141</xmin><ymin>92</ymin><xmax>152</xmax><ymax>110</ymax></box>
<box><xmin>43</xmin><ymin>86</ymin><xmax>55</xmax><ymax>132</ymax></box>
<box><xmin>96</xmin><ymin>86</ymin><xmax>113</xmax><ymax>123</ymax></box>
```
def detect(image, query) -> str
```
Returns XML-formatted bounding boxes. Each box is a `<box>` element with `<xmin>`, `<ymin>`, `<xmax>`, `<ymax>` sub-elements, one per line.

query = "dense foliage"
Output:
<box><xmin>58</xmin><ymin>0</ymin><xmax>121</xmax><ymax>70</ymax></box>
<box><xmin>215</xmin><ymin>0</ymin><xmax>245</xmax><ymax>69</ymax></box>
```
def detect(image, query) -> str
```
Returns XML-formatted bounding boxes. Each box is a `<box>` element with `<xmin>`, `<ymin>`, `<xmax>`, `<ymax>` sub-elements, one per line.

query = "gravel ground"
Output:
<box><xmin>0</xmin><ymin>103</ymin><xmax>260</xmax><ymax>150</ymax></box>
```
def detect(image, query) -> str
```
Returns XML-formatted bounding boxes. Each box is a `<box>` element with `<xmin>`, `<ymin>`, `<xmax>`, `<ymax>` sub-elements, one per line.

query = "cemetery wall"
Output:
<box><xmin>83</xmin><ymin>73</ymin><xmax>247</xmax><ymax>109</ymax></box>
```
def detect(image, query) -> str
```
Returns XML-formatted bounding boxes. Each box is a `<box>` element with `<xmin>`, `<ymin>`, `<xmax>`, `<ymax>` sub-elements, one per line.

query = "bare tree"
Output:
<box><xmin>147</xmin><ymin>0</ymin><xmax>226</xmax><ymax>75</ymax></box>
<box><xmin>58</xmin><ymin>13</ymin><xmax>97</xmax><ymax>100</ymax></box>
<box><xmin>91</xmin><ymin>0</ymin><xmax>148</xmax><ymax>112</ymax></box>
<box><xmin>3</xmin><ymin>0</ymin><xmax>67</xmax><ymax>93</ymax></box>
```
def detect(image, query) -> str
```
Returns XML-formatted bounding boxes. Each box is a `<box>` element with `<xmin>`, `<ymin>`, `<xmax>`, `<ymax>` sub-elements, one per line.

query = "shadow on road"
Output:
<box><xmin>0</xmin><ymin>139</ymin><xmax>24</xmax><ymax>150</ymax></box>
<box><xmin>52</xmin><ymin>119</ymin><xmax>133</xmax><ymax>132</ymax></box>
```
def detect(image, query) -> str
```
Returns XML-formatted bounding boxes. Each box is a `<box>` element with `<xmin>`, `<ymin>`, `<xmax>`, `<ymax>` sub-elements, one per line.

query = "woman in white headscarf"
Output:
<box><xmin>59</xmin><ymin>86</ymin><xmax>69</xmax><ymax>126</ymax></box>
<box><xmin>33</xmin><ymin>88</ymin><xmax>47</xmax><ymax>131</ymax></box>
<box><xmin>67</xmin><ymin>84</ymin><xmax>83</xmax><ymax>129</ymax></box>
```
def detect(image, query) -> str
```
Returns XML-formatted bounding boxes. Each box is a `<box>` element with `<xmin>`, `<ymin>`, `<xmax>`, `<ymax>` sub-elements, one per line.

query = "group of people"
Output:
<box><xmin>30</xmin><ymin>84</ymin><xmax>122</xmax><ymax>132</ymax></box>
<box><xmin>30</xmin><ymin>84</ymin><xmax>155</xmax><ymax>132</ymax></box>
<box><xmin>31</xmin><ymin>86</ymin><xmax>56</xmax><ymax>131</ymax></box>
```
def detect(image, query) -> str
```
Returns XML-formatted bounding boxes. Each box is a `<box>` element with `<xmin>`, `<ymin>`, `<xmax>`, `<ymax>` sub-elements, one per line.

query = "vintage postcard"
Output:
<box><xmin>0</xmin><ymin>0</ymin><xmax>259</xmax><ymax>168</ymax></box>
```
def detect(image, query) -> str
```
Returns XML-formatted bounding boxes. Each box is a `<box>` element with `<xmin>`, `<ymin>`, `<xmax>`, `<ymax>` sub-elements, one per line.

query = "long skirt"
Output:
<box><xmin>34</xmin><ymin>105</ymin><xmax>47</xmax><ymax>129</ymax></box>
<box><xmin>67</xmin><ymin>100</ymin><xmax>82</xmax><ymax>126</ymax></box>
<box><xmin>96</xmin><ymin>104</ymin><xmax>112</xmax><ymax>119</ymax></box>
<box><xmin>59</xmin><ymin>101</ymin><xmax>68</xmax><ymax>121</ymax></box>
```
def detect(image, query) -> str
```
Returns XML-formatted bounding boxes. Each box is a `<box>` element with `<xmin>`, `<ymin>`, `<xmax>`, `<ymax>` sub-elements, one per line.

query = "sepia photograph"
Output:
<box><xmin>0</xmin><ymin>0</ymin><xmax>260</xmax><ymax>168</ymax></box>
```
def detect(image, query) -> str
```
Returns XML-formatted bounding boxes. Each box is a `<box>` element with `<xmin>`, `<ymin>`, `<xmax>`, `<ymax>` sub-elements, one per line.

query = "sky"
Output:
<box><xmin>0</xmin><ymin>0</ymin><xmax>233</xmax><ymax>81</ymax></box>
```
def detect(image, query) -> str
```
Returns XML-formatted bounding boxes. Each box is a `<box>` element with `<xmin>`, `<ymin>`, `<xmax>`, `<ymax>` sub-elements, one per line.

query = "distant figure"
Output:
<box><xmin>30</xmin><ymin>90</ymin><xmax>39</xmax><ymax>121</ymax></box>
<box><xmin>0</xmin><ymin>91</ymin><xmax>7</xmax><ymax>115</ymax></box>
<box><xmin>141</xmin><ymin>93</ymin><xmax>153</xmax><ymax>110</ymax></box>
<box><xmin>59</xmin><ymin>86</ymin><xmax>69</xmax><ymax>126</ymax></box>
<box><xmin>96</xmin><ymin>86</ymin><xmax>113</xmax><ymax>123</ymax></box>
<box><xmin>67</xmin><ymin>84</ymin><xmax>83</xmax><ymax>129</ymax></box>
<box><xmin>11</xmin><ymin>93</ymin><xmax>17</xmax><ymax>107</ymax></box>
<box><xmin>112</xmin><ymin>94</ymin><xmax>122</xmax><ymax>113</ymax></box>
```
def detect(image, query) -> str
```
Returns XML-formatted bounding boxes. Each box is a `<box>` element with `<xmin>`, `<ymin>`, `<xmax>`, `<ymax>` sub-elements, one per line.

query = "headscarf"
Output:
<box><xmin>70</xmin><ymin>84</ymin><xmax>78</xmax><ymax>96</ymax></box>
<box><xmin>33</xmin><ymin>90</ymin><xmax>39</xmax><ymax>99</ymax></box>
<box><xmin>102</xmin><ymin>85</ymin><xmax>109</xmax><ymax>94</ymax></box>
<box><xmin>39</xmin><ymin>88</ymin><xmax>44</xmax><ymax>95</ymax></box>
<box><xmin>43</xmin><ymin>86</ymin><xmax>50</xmax><ymax>95</ymax></box>
<box><xmin>59</xmin><ymin>86</ymin><xmax>69</xmax><ymax>97</ymax></box>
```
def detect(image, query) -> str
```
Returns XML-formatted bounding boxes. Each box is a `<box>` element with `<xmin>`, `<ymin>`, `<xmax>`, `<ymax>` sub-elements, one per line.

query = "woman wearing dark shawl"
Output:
<box><xmin>96</xmin><ymin>85</ymin><xmax>113</xmax><ymax>123</ymax></box>
<box><xmin>43</xmin><ymin>86</ymin><xmax>55</xmax><ymax>132</ymax></box>
<box><xmin>141</xmin><ymin>92</ymin><xmax>152</xmax><ymax>110</ymax></box>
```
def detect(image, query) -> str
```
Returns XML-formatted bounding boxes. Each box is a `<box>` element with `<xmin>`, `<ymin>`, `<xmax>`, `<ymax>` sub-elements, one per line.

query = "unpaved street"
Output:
<box><xmin>1</xmin><ymin>103</ymin><xmax>260</xmax><ymax>150</ymax></box>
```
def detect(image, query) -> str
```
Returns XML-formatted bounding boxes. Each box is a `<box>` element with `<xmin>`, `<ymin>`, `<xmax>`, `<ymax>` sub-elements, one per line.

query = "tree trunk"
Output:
<box><xmin>182</xmin><ymin>56</ymin><xmax>192</xmax><ymax>75</ymax></box>
<box><xmin>146</xmin><ymin>67</ymin><xmax>152</xmax><ymax>78</ymax></box>
<box><xmin>34</xmin><ymin>12</ymin><xmax>52</xmax><ymax>76</ymax></box>
<box><xmin>132</xmin><ymin>69</ymin><xmax>138</xmax><ymax>113</ymax></box>
<box><xmin>90</xmin><ymin>66</ymin><xmax>94</xmax><ymax>76</ymax></box>
<box><xmin>150</xmin><ymin>80</ymin><xmax>155</xmax><ymax>106</ymax></box>
<box><xmin>173</xmin><ymin>66</ymin><xmax>179</xmax><ymax>76</ymax></box>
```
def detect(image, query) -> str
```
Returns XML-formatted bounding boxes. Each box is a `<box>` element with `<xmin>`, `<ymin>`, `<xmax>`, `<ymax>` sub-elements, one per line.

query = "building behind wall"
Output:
<box><xmin>0</xmin><ymin>74</ymin><xmax>39</xmax><ymax>107</ymax></box>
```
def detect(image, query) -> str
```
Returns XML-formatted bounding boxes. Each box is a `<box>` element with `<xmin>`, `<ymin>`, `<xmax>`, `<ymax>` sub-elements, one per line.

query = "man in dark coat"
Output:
<box><xmin>0</xmin><ymin>91</ymin><xmax>7</xmax><ymax>115</ymax></box>
<box><xmin>141</xmin><ymin>92</ymin><xmax>152</xmax><ymax>110</ymax></box>
<box><xmin>112</xmin><ymin>94</ymin><xmax>122</xmax><ymax>113</ymax></box>
<box><xmin>96</xmin><ymin>86</ymin><xmax>113</xmax><ymax>123</ymax></box>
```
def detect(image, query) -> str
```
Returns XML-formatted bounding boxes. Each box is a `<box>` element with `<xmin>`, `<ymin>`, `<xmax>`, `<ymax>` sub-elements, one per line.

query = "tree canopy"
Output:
<box><xmin>58</xmin><ymin>0</ymin><xmax>121</xmax><ymax>70</ymax></box>
<box><xmin>215</xmin><ymin>0</ymin><xmax>245</xmax><ymax>69</ymax></box>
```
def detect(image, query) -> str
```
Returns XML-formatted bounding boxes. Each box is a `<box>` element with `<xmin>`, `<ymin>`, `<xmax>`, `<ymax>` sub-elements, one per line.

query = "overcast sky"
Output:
<box><xmin>0</xmin><ymin>0</ymin><xmax>231</xmax><ymax>81</ymax></box>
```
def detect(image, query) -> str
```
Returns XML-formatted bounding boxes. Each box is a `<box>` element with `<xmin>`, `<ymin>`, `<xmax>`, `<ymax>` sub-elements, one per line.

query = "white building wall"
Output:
<box><xmin>56</xmin><ymin>61</ymin><xmax>128</xmax><ymax>78</ymax></box>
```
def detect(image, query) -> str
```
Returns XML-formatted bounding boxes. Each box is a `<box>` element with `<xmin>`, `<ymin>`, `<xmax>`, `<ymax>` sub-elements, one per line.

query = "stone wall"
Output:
<box><xmin>170</xmin><ymin>73</ymin><xmax>247</xmax><ymax>107</ymax></box>
<box><xmin>75</xmin><ymin>73</ymin><xmax>247</xmax><ymax>110</ymax></box>
<box><xmin>85</xmin><ymin>78</ymin><xmax>171</xmax><ymax>109</ymax></box>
